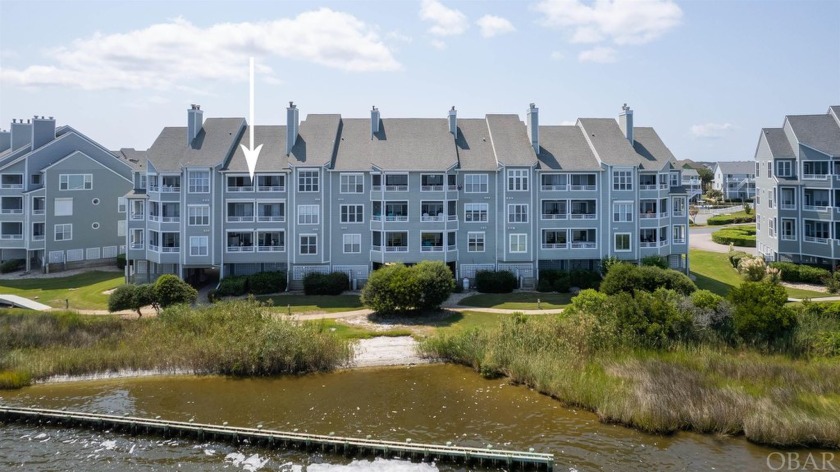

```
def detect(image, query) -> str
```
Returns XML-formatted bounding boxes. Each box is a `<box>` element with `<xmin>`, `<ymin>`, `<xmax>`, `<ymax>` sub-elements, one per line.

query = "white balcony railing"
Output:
<box><xmin>571</xmin><ymin>242</ymin><xmax>596</xmax><ymax>249</ymax></box>
<box><xmin>421</xmin><ymin>245</ymin><xmax>444</xmax><ymax>252</ymax></box>
<box><xmin>673</xmin><ymin>238</ymin><xmax>686</xmax><ymax>244</ymax></box>
<box><xmin>673</xmin><ymin>210</ymin><xmax>685</xmax><ymax>217</ymax></box>
<box><xmin>258</xmin><ymin>245</ymin><xmax>284</xmax><ymax>252</ymax></box>
<box><xmin>640</xmin><ymin>212</ymin><xmax>658</xmax><ymax>219</ymax></box>
<box><xmin>640</xmin><ymin>241</ymin><xmax>668</xmax><ymax>248</ymax></box>
<box><xmin>640</xmin><ymin>184</ymin><xmax>658</xmax><ymax>190</ymax></box>
<box><xmin>130</xmin><ymin>242</ymin><xmax>144</xmax><ymax>249</ymax></box>
<box><xmin>32</xmin><ymin>209</ymin><xmax>45</xmax><ymax>215</ymax></box>
<box><xmin>0</xmin><ymin>184</ymin><xmax>23</xmax><ymax>189</ymax></box>
<box><xmin>804</xmin><ymin>236</ymin><xmax>829</xmax><ymax>244</ymax></box>
<box><xmin>569</xmin><ymin>185</ymin><xmax>596</xmax><ymax>191</ymax></box>
<box><xmin>257</xmin><ymin>215</ymin><xmax>285</xmax><ymax>222</ymax></box>
<box><xmin>781</xmin><ymin>204</ymin><xmax>796</xmax><ymax>210</ymax></box>
<box><xmin>227</xmin><ymin>246</ymin><xmax>255</xmax><ymax>252</ymax></box>
<box><xmin>803</xmin><ymin>174</ymin><xmax>830</xmax><ymax>180</ymax></box>
<box><xmin>541</xmin><ymin>185</ymin><xmax>566</xmax><ymax>191</ymax></box>
<box><xmin>257</xmin><ymin>186</ymin><xmax>285</xmax><ymax>192</ymax></box>
<box><xmin>148</xmin><ymin>244</ymin><xmax>160</xmax><ymax>252</ymax></box>
<box><xmin>161</xmin><ymin>216</ymin><xmax>180</xmax><ymax>223</ymax></box>
<box><xmin>803</xmin><ymin>205</ymin><xmax>829</xmax><ymax>212</ymax></box>
<box><xmin>227</xmin><ymin>216</ymin><xmax>255</xmax><ymax>222</ymax></box>
<box><xmin>385</xmin><ymin>246</ymin><xmax>409</xmax><ymax>252</ymax></box>
<box><xmin>161</xmin><ymin>246</ymin><xmax>180</xmax><ymax>253</ymax></box>
<box><xmin>130</xmin><ymin>213</ymin><xmax>144</xmax><ymax>220</ymax></box>
<box><xmin>570</xmin><ymin>213</ymin><xmax>597</xmax><ymax>220</ymax></box>
<box><xmin>0</xmin><ymin>209</ymin><xmax>23</xmax><ymax>214</ymax></box>
<box><xmin>448</xmin><ymin>214</ymin><xmax>457</xmax><ymax>221</ymax></box>
<box><xmin>227</xmin><ymin>186</ymin><xmax>254</xmax><ymax>192</ymax></box>
<box><xmin>421</xmin><ymin>215</ymin><xmax>444</xmax><ymax>222</ymax></box>
<box><xmin>148</xmin><ymin>215</ymin><xmax>159</xmax><ymax>222</ymax></box>
<box><xmin>0</xmin><ymin>234</ymin><xmax>23</xmax><ymax>240</ymax></box>
<box><xmin>541</xmin><ymin>214</ymin><xmax>568</xmax><ymax>220</ymax></box>
<box><xmin>371</xmin><ymin>215</ymin><xmax>408</xmax><ymax>222</ymax></box>
<box><xmin>148</xmin><ymin>186</ymin><xmax>180</xmax><ymax>193</ymax></box>
<box><xmin>421</xmin><ymin>185</ymin><xmax>444</xmax><ymax>191</ymax></box>
<box><xmin>31</xmin><ymin>235</ymin><xmax>45</xmax><ymax>241</ymax></box>
<box><xmin>447</xmin><ymin>244</ymin><xmax>457</xmax><ymax>251</ymax></box>
<box><xmin>542</xmin><ymin>243</ymin><xmax>568</xmax><ymax>249</ymax></box>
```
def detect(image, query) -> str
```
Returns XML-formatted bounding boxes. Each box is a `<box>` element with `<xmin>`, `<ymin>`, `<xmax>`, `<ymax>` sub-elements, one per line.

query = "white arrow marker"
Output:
<box><xmin>240</xmin><ymin>57</ymin><xmax>263</xmax><ymax>182</ymax></box>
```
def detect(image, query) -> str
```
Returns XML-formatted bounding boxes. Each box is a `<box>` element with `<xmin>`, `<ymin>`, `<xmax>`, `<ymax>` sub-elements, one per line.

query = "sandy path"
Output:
<box><xmin>349</xmin><ymin>336</ymin><xmax>433</xmax><ymax>368</ymax></box>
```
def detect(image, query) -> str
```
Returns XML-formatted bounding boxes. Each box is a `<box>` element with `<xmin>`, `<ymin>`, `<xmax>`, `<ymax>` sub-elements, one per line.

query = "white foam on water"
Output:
<box><xmin>101</xmin><ymin>440</ymin><xmax>117</xmax><ymax>450</ymax></box>
<box><xmin>204</xmin><ymin>448</ymin><xmax>216</xmax><ymax>456</ymax></box>
<box><xmin>34</xmin><ymin>433</ymin><xmax>47</xmax><ymax>439</ymax></box>
<box><xmin>225</xmin><ymin>452</ymin><xmax>268</xmax><ymax>471</ymax></box>
<box><xmin>306</xmin><ymin>458</ymin><xmax>438</xmax><ymax>471</ymax></box>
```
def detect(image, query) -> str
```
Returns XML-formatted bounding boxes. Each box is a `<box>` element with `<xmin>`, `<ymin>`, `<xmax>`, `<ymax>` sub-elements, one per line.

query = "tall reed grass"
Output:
<box><xmin>0</xmin><ymin>300</ymin><xmax>353</xmax><ymax>388</ymax></box>
<box><xmin>420</xmin><ymin>314</ymin><xmax>840</xmax><ymax>449</ymax></box>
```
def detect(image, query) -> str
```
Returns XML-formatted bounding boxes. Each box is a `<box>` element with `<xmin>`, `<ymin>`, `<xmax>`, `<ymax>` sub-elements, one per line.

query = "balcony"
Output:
<box><xmin>570</xmin><ymin>242</ymin><xmax>596</xmax><ymax>249</ymax></box>
<box><xmin>372</xmin><ymin>214</ymin><xmax>408</xmax><ymax>222</ymax></box>
<box><xmin>640</xmin><ymin>240</ymin><xmax>668</xmax><ymax>248</ymax></box>
<box><xmin>804</xmin><ymin>235</ymin><xmax>829</xmax><ymax>244</ymax></box>
<box><xmin>640</xmin><ymin>184</ymin><xmax>659</xmax><ymax>191</ymax></box>
<box><xmin>32</xmin><ymin>234</ymin><xmax>45</xmax><ymax>241</ymax></box>
<box><xmin>148</xmin><ymin>185</ymin><xmax>180</xmax><ymax>193</ymax></box>
<box><xmin>673</xmin><ymin>238</ymin><xmax>686</xmax><ymax>244</ymax></box>
<box><xmin>803</xmin><ymin>173</ymin><xmax>830</xmax><ymax>180</ymax></box>
<box><xmin>256</xmin><ymin>176</ymin><xmax>285</xmax><ymax>192</ymax></box>
<box><xmin>131</xmin><ymin>212</ymin><xmax>144</xmax><ymax>220</ymax></box>
<box><xmin>148</xmin><ymin>244</ymin><xmax>159</xmax><ymax>252</ymax></box>
<box><xmin>227</xmin><ymin>245</ymin><xmax>255</xmax><ymax>252</ymax></box>
<box><xmin>421</xmin><ymin>245</ymin><xmax>444</xmax><ymax>252</ymax></box>
<box><xmin>385</xmin><ymin>245</ymin><xmax>408</xmax><ymax>252</ymax></box>
<box><xmin>541</xmin><ymin>184</ymin><xmax>566</xmax><ymax>191</ymax></box>
<box><xmin>0</xmin><ymin>208</ymin><xmax>22</xmax><ymax>215</ymax></box>
<box><xmin>227</xmin><ymin>185</ymin><xmax>254</xmax><ymax>192</ymax></box>
<box><xmin>258</xmin><ymin>245</ymin><xmax>284</xmax><ymax>252</ymax></box>
<box><xmin>421</xmin><ymin>214</ymin><xmax>445</xmax><ymax>222</ymax></box>
<box><xmin>257</xmin><ymin>215</ymin><xmax>284</xmax><ymax>223</ymax></box>
<box><xmin>542</xmin><ymin>242</ymin><xmax>568</xmax><ymax>249</ymax></box>
<box><xmin>0</xmin><ymin>175</ymin><xmax>23</xmax><ymax>189</ymax></box>
<box><xmin>570</xmin><ymin>213</ymin><xmax>596</xmax><ymax>220</ymax></box>
<box><xmin>569</xmin><ymin>184</ymin><xmax>596</xmax><ymax>191</ymax></box>
<box><xmin>542</xmin><ymin>213</ymin><xmax>568</xmax><ymax>220</ymax></box>
<box><xmin>130</xmin><ymin>242</ymin><xmax>144</xmax><ymax>249</ymax></box>
<box><xmin>673</xmin><ymin>210</ymin><xmax>685</xmax><ymax>217</ymax></box>
<box><xmin>32</xmin><ymin>209</ymin><xmax>45</xmax><ymax>215</ymax></box>
<box><xmin>803</xmin><ymin>205</ymin><xmax>829</xmax><ymax>213</ymax></box>
<box><xmin>0</xmin><ymin>234</ymin><xmax>23</xmax><ymax>240</ymax></box>
<box><xmin>148</xmin><ymin>214</ymin><xmax>160</xmax><ymax>222</ymax></box>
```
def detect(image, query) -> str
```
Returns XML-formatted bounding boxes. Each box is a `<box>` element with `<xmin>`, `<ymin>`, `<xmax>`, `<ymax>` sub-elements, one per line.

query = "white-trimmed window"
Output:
<box><xmin>612</xmin><ymin>202</ymin><xmax>633</xmax><ymax>222</ymax></box>
<box><xmin>54</xmin><ymin>198</ymin><xmax>73</xmax><ymax>216</ymax></box>
<box><xmin>614</xmin><ymin>233</ymin><xmax>631</xmax><ymax>252</ymax></box>
<box><xmin>189</xmin><ymin>236</ymin><xmax>209</xmax><ymax>256</ymax></box>
<box><xmin>613</xmin><ymin>170</ymin><xmax>632</xmax><ymax>191</ymax></box>
<box><xmin>467</xmin><ymin>232</ymin><xmax>485</xmax><ymax>252</ymax></box>
<box><xmin>130</xmin><ymin>229</ymin><xmax>144</xmax><ymax>249</ymax></box>
<box><xmin>464</xmin><ymin>174</ymin><xmax>488</xmax><ymax>193</ymax></box>
<box><xmin>298</xmin><ymin>170</ymin><xmax>319</xmax><ymax>192</ymax></box>
<box><xmin>670</xmin><ymin>172</ymin><xmax>680</xmax><ymax>187</ymax></box>
<box><xmin>464</xmin><ymin>203</ymin><xmax>488</xmax><ymax>222</ymax></box>
<box><xmin>138</xmin><ymin>174</ymin><xmax>147</xmax><ymax>190</ymax></box>
<box><xmin>117</xmin><ymin>197</ymin><xmax>126</xmax><ymax>213</ymax></box>
<box><xmin>777</xmin><ymin>160</ymin><xmax>792</xmax><ymax>177</ymax></box>
<box><xmin>769</xmin><ymin>218</ymin><xmax>777</xmax><ymax>238</ymax></box>
<box><xmin>54</xmin><ymin>223</ymin><xmax>72</xmax><ymax>241</ymax></box>
<box><xmin>343</xmin><ymin>234</ymin><xmax>361</xmax><ymax>253</ymax></box>
<box><xmin>188</xmin><ymin>170</ymin><xmax>210</xmax><ymax>193</ymax></box>
<box><xmin>673</xmin><ymin>225</ymin><xmax>686</xmax><ymax>244</ymax></box>
<box><xmin>509</xmin><ymin>233</ymin><xmax>527</xmax><ymax>253</ymax></box>
<box><xmin>340</xmin><ymin>173</ymin><xmax>364</xmax><ymax>193</ymax></box>
<box><xmin>59</xmin><ymin>174</ymin><xmax>92</xmax><ymax>191</ymax></box>
<box><xmin>300</xmin><ymin>234</ymin><xmax>317</xmax><ymax>255</ymax></box>
<box><xmin>782</xmin><ymin>219</ymin><xmax>796</xmax><ymax>240</ymax></box>
<box><xmin>507</xmin><ymin>169</ymin><xmax>529</xmax><ymax>191</ymax></box>
<box><xmin>188</xmin><ymin>205</ymin><xmax>210</xmax><ymax>226</ymax></box>
<box><xmin>298</xmin><ymin>205</ymin><xmax>320</xmax><ymax>224</ymax></box>
<box><xmin>340</xmin><ymin>204</ymin><xmax>364</xmax><ymax>223</ymax></box>
<box><xmin>508</xmin><ymin>204</ymin><xmax>528</xmax><ymax>223</ymax></box>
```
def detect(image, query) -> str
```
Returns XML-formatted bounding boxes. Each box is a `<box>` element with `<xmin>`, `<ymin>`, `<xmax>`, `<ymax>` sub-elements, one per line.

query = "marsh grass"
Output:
<box><xmin>420</xmin><ymin>315</ymin><xmax>840</xmax><ymax>449</ymax></box>
<box><xmin>0</xmin><ymin>300</ymin><xmax>353</xmax><ymax>386</ymax></box>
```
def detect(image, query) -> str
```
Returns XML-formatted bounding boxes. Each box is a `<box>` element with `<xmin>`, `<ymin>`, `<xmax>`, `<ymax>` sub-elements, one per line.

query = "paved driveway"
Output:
<box><xmin>689</xmin><ymin>224</ymin><xmax>756</xmax><ymax>254</ymax></box>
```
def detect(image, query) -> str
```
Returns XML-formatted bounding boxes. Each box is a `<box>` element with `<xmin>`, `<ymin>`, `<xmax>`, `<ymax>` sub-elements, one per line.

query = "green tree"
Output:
<box><xmin>108</xmin><ymin>283</ymin><xmax>157</xmax><ymax>317</ymax></box>
<box><xmin>361</xmin><ymin>262</ymin><xmax>454</xmax><ymax>313</ymax></box>
<box><xmin>413</xmin><ymin>261</ymin><xmax>455</xmax><ymax>310</ymax></box>
<box><xmin>728</xmin><ymin>281</ymin><xmax>797</xmax><ymax>343</ymax></box>
<box><xmin>697</xmin><ymin>166</ymin><xmax>714</xmax><ymax>192</ymax></box>
<box><xmin>154</xmin><ymin>275</ymin><xmax>198</xmax><ymax>309</ymax></box>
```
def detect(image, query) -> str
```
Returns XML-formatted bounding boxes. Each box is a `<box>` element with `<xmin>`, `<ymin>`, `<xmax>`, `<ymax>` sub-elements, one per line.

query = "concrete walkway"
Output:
<box><xmin>0</xmin><ymin>294</ymin><xmax>52</xmax><ymax>311</ymax></box>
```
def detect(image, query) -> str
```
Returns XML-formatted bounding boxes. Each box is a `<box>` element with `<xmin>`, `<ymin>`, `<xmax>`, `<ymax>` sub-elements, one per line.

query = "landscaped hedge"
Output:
<box><xmin>360</xmin><ymin>261</ymin><xmax>454</xmax><ymax>313</ymax></box>
<box><xmin>600</xmin><ymin>263</ymin><xmax>697</xmax><ymax>296</ymax></box>
<box><xmin>0</xmin><ymin>259</ymin><xmax>24</xmax><ymax>274</ymax></box>
<box><xmin>707</xmin><ymin>211</ymin><xmax>756</xmax><ymax>225</ymax></box>
<box><xmin>216</xmin><ymin>272</ymin><xmax>288</xmax><ymax>297</ymax></box>
<box><xmin>476</xmin><ymin>270</ymin><xmax>518</xmax><ymax>293</ymax></box>
<box><xmin>728</xmin><ymin>251</ymin><xmax>751</xmax><ymax>268</ymax></box>
<box><xmin>538</xmin><ymin>269</ymin><xmax>601</xmax><ymax>293</ymax></box>
<box><xmin>303</xmin><ymin>272</ymin><xmax>349</xmax><ymax>296</ymax></box>
<box><xmin>712</xmin><ymin>226</ymin><xmax>756</xmax><ymax>247</ymax></box>
<box><xmin>769</xmin><ymin>262</ymin><xmax>831</xmax><ymax>284</ymax></box>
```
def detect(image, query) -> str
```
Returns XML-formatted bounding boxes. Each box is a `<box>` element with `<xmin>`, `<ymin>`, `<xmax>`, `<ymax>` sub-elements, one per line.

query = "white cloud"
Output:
<box><xmin>430</xmin><ymin>39</ymin><xmax>448</xmax><ymax>50</ymax></box>
<box><xmin>691</xmin><ymin>122</ymin><xmax>735</xmax><ymax>139</ymax></box>
<box><xmin>535</xmin><ymin>0</ymin><xmax>683</xmax><ymax>45</ymax></box>
<box><xmin>420</xmin><ymin>0</ymin><xmax>469</xmax><ymax>37</ymax></box>
<box><xmin>0</xmin><ymin>9</ymin><xmax>401</xmax><ymax>91</ymax></box>
<box><xmin>550</xmin><ymin>51</ymin><xmax>565</xmax><ymax>60</ymax></box>
<box><xmin>476</xmin><ymin>15</ymin><xmax>516</xmax><ymax>38</ymax></box>
<box><xmin>386</xmin><ymin>31</ymin><xmax>413</xmax><ymax>43</ymax></box>
<box><xmin>578</xmin><ymin>47</ymin><xmax>617</xmax><ymax>63</ymax></box>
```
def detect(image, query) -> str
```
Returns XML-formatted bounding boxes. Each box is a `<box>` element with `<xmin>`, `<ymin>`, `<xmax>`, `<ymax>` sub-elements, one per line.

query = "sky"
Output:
<box><xmin>1</xmin><ymin>0</ymin><xmax>838</xmax><ymax>162</ymax></box>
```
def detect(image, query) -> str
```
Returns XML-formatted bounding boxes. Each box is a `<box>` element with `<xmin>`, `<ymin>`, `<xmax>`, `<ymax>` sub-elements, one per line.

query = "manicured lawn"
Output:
<box><xmin>256</xmin><ymin>294</ymin><xmax>363</xmax><ymax>313</ymax></box>
<box><xmin>0</xmin><ymin>271</ymin><xmax>124</xmax><ymax>310</ymax></box>
<box><xmin>689</xmin><ymin>250</ymin><xmax>829</xmax><ymax>299</ymax></box>
<box><xmin>313</xmin><ymin>319</ymin><xmax>413</xmax><ymax>339</ymax></box>
<box><xmin>457</xmin><ymin>292</ymin><xmax>573</xmax><ymax>310</ymax></box>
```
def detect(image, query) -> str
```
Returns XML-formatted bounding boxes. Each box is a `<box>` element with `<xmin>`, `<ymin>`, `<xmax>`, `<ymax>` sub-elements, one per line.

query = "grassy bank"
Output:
<box><xmin>256</xmin><ymin>294</ymin><xmax>363</xmax><ymax>313</ymax></box>
<box><xmin>420</xmin><ymin>315</ymin><xmax>840</xmax><ymax>449</ymax></box>
<box><xmin>457</xmin><ymin>292</ymin><xmax>572</xmax><ymax>310</ymax></box>
<box><xmin>690</xmin><ymin>250</ymin><xmax>828</xmax><ymax>299</ymax></box>
<box><xmin>0</xmin><ymin>271</ymin><xmax>124</xmax><ymax>310</ymax></box>
<box><xmin>0</xmin><ymin>299</ymin><xmax>352</xmax><ymax>387</ymax></box>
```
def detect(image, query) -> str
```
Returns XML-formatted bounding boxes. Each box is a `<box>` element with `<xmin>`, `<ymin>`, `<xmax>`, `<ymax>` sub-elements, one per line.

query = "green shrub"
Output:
<box><xmin>600</xmin><ymin>264</ymin><xmax>696</xmax><ymax>296</ymax></box>
<box><xmin>249</xmin><ymin>271</ymin><xmax>287</xmax><ymax>295</ymax></box>
<box><xmin>728</xmin><ymin>251</ymin><xmax>750</xmax><ymax>268</ymax></box>
<box><xmin>569</xmin><ymin>269</ymin><xmax>601</xmax><ymax>290</ymax></box>
<box><xmin>600</xmin><ymin>256</ymin><xmax>621</xmax><ymax>276</ymax></box>
<box><xmin>116</xmin><ymin>254</ymin><xmax>126</xmax><ymax>270</ymax></box>
<box><xmin>475</xmin><ymin>270</ymin><xmax>518</xmax><ymax>293</ymax></box>
<box><xmin>0</xmin><ymin>259</ymin><xmax>23</xmax><ymax>274</ymax></box>
<box><xmin>641</xmin><ymin>255</ymin><xmax>668</xmax><ymax>269</ymax></box>
<box><xmin>707</xmin><ymin>211</ymin><xmax>757</xmax><ymax>225</ymax></box>
<box><xmin>768</xmin><ymin>262</ymin><xmax>831</xmax><ymax>284</ymax></box>
<box><xmin>537</xmin><ymin>278</ymin><xmax>554</xmax><ymax>292</ymax></box>
<box><xmin>361</xmin><ymin>262</ymin><xmax>453</xmax><ymax>313</ymax></box>
<box><xmin>303</xmin><ymin>272</ymin><xmax>349</xmax><ymax>296</ymax></box>
<box><xmin>154</xmin><ymin>274</ymin><xmax>197</xmax><ymax>308</ymax></box>
<box><xmin>217</xmin><ymin>276</ymin><xmax>248</xmax><ymax>297</ymax></box>
<box><xmin>0</xmin><ymin>370</ymin><xmax>31</xmax><ymax>389</ymax></box>
<box><xmin>712</xmin><ymin>226</ymin><xmax>756</xmax><ymax>247</ymax></box>
<box><xmin>108</xmin><ymin>284</ymin><xmax>156</xmax><ymax>317</ymax></box>
<box><xmin>728</xmin><ymin>281</ymin><xmax>796</xmax><ymax>344</ymax></box>
<box><xmin>413</xmin><ymin>261</ymin><xmax>455</xmax><ymax>310</ymax></box>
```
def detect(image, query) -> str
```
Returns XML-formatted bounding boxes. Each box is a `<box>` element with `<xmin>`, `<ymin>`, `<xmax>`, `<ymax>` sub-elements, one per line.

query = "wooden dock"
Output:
<box><xmin>0</xmin><ymin>405</ymin><xmax>554</xmax><ymax>470</ymax></box>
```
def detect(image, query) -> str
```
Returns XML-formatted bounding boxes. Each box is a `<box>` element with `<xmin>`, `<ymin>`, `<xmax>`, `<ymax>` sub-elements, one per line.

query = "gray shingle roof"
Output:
<box><xmin>577</xmin><ymin>118</ymin><xmax>640</xmax><ymax>167</ymax></box>
<box><xmin>715</xmin><ymin>160</ymin><xmax>755</xmax><ymax>175</ymax></box>
<box><xmin>682</xmin><ymin>168</ymin><xmax>699</xmax><ymax>176</ymax></box>
<box><xmin>115</xmin><ymin>148</ymin><xmax>147</xmax><ymax>171</ymax></box>
<box><xmin>146</xmin><ymin>118</ymin><xmax>245</xmax><ymax>172</ymax></box>
<box><xmin>485</xmin><ymin>115</ymin><xmax>537</xmax><ymax>166</ymax></box>
<box><xmin>455</xmin><ymin>119</ymin><xmax>497</xmax><ymax>171</ymax></box>
<box><xmin>786</xmin><ymin>114</ymin><xmax>840</xmax><ymax>157</ymax></box>
<box><xmin>226</xmin><ymin>125</ymin><xmax>287</xmax><ymax>172</ymax></box>
<box><xmin>761</xmin><ymin>128</ymin><xmax>795</xmax><ymax>158</ymax></box>
<box><xmin>333</xmin><ymin>118</ymin><xmax>457</xmax><ymax>171</ymax></box>
<box><xmin>536</xmin><ymin>126</ymin><xmax>600</xmax><ymax>171</ymax></box>
<box><xmin>632</xmin><ymin>127</ymin><xmax>676</xmax><ymax>170</ymax></box>
<box><xmin>291</xmin><ymin>114</ymin><xmax>341</xmax><ymax>167</ymax></box>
